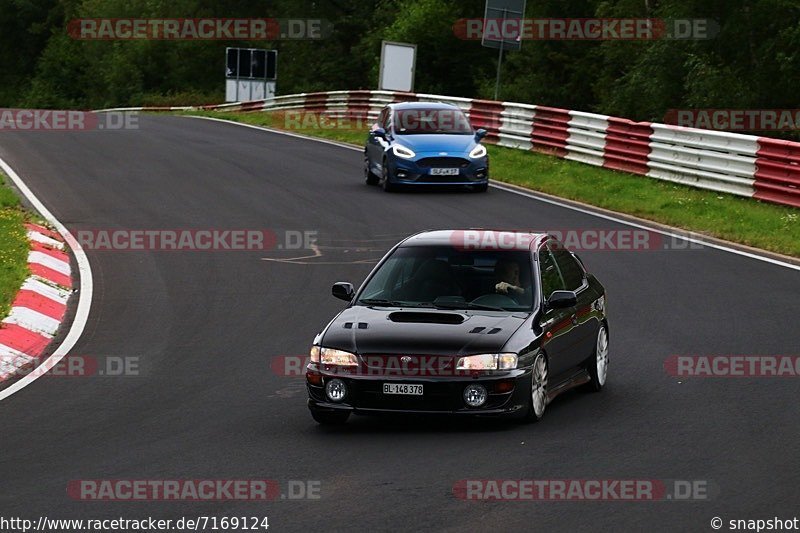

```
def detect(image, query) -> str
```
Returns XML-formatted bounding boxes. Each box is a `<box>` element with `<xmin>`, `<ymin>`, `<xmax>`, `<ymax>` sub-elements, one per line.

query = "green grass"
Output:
<box><xmin>184</xmin><ymin>110</ymin><xmax>800</xmax><ymax>258</ymax></box>
<box><xmin>0</xmin><ymin>173</ymin><xmax>30</xmax><ymax>318</ymax></box>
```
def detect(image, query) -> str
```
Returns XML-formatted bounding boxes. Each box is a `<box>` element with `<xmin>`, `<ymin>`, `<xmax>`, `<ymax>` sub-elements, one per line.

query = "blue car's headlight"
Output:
<box><xmin>392</xmin><ymin>144</ymin><xmax>416</xmax><ymax>159</ymax></box>
<box><xmin>469</xmin><ymin>144</ymin><xmax>487</xmax><ymax>159</ymax></box>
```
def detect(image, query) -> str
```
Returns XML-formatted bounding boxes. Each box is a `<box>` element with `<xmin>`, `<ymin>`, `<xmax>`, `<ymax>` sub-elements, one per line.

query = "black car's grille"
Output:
<box><xmin>353</xmin><ymin>380</ymin><xmax>461</xmax><ymax>411</ymax></box>
<box><xmin>416</xmin><ymin>157</ymin><xmax>470</xmax><ymax>168</ymax></box>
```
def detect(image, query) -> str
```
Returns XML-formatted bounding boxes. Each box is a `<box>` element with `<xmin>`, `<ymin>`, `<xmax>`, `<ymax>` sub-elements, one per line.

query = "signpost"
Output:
<box><xmin>379</xmin><ymin>41</ymin><xmax>417</xmax><ymax>92</ymax></box>
<box><xmin>481</xmin><ymin>0</ymin><xmax>526</xmax><ymax>101</ymax></box>
<box><xmin>225</xmin><ymin>48</ymin><xmax>277</xmax><ymax>102</ymax></box>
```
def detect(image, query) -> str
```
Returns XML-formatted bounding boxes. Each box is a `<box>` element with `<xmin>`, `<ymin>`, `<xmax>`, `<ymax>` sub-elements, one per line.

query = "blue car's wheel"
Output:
<box><xmin>364</xmin><ymin>155</ymin><xmax>378</xmax><ymax>185</ymax></box>
<box><xmin>381</xmin><ymin>158</ymin><xmax>397</xmax><ymax>192</ymax></box>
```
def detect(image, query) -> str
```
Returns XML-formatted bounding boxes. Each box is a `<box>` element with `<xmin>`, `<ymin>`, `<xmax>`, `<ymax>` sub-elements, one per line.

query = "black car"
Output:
<box><xmin>306</xmin><ymin>230</ymin><xmax>609</xmax><ymax>425</ymax></box>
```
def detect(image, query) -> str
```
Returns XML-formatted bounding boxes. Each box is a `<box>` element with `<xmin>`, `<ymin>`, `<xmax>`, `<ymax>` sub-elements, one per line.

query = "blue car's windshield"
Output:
<box><xmin>394</xmin><ymin>108</ymin><xmax>473</xmax><ymax>135</ymax></box>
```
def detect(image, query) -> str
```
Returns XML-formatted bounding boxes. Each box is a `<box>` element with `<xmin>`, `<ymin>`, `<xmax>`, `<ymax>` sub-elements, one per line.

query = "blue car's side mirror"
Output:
<box><xmin>475</xmin><ymin>128</ymin><xmax>488</xmax><ymax>141</ymax></box>
<box><xmin>372</xmin><ymin>127</ymin><xmax>387</xmax><ymax>139</ymax></box>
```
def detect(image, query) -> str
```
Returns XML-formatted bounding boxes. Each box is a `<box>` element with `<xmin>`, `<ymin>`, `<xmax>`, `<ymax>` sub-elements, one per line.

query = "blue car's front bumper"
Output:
<box><xmin>388</xmin><ymin>153</ymin><xmax>489</xmax><ymax>186</ymax></box>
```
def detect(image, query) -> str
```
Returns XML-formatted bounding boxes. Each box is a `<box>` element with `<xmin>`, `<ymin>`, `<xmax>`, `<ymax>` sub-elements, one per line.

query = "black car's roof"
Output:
<box><xmin>400</xmin><ymin>230</ymin><xmax>548</xmax><ymax>250</ymax></box>
<box><xmin>389</xmin><ymin>102</ymin><xmax>464</xmax><ymax>111</ymax></box>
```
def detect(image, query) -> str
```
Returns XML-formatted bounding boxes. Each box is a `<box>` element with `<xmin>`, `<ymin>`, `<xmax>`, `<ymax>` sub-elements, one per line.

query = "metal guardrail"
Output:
<box><xmin>129</xmin><ymin>90</ymin><xmax>800</xmax><ymax>208</ymax></box>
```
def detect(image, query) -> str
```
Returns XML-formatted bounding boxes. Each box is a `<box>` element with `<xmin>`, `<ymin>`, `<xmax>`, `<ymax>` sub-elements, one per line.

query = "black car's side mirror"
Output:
<box><xmin>546</xmin><ymin>290</ymin><xmax>577</xmax><ymax>309</ymax></box>
<box><xmin>332</xmin><ymin>282</ymin><xmax>355</xmax><ymax>302</ymax></box>
<box><xmin>372</xmin><ymin>127</ymin><xmax>387</xmax><ymax>139</ymax></box>
<box><xmin>475</xmin><ymin>128</ymin><xmax>488</xmax><ymax>141</ymax></box>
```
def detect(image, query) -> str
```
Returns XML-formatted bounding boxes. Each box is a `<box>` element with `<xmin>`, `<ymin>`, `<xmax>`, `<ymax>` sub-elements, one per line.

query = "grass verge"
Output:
<box><xmin>0</xmin><ymin>172</ymin><xmax>30</xmax><ymax>318</ymax></box>
<box><xmin>184</xmin><ymin>110</ymin><xmax>800</xmax><ymax>258</ymax></box>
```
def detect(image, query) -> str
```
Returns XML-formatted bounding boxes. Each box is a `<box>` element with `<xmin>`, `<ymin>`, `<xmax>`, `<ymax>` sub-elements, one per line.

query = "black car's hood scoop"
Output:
<box><xmin>388</xmin><ymin>311</ymin><xmax>465</xmax><ymax>324</ymax></box>
<box><xmin>322</xmin><ymin>306</ymin><xmax>527</xmax><ymax>356</ymax></box>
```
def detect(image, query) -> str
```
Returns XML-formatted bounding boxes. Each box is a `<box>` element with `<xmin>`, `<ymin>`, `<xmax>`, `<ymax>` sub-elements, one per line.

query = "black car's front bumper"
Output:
<box><xmin>307</xmin><ymin>367</ymin><xmax>531</xmax><ymax>418</ymax></box>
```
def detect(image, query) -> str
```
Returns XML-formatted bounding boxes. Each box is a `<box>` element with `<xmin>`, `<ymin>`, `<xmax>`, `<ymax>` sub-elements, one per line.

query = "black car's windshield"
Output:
<box><xmin>357</xmin><ymin>246</ymin><xmax>535</xmax><ymax>312</ymax></box>
<box><xmin>394</xmin><ymin>108</ymin><xmax>473</xmax><ymax>135</ymax></box>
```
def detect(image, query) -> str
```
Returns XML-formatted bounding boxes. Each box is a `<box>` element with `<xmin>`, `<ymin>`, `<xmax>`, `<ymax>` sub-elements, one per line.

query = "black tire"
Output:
<box><xmin>381</xmin><ymin>159</ymin><xmax>397</xmax><ymax>192</ymax></box>
<box><xmin>472</xmin><ymin>183</ymin><xmax>488</xmax><ymax>193</ymax></box>
<box><xmin>522</xmin><ymin>353</ymin><xmax>548</xmax><ymax>423</ymax></box>
<box><xmin>582</xmin><ymin>323</ymin><xmax>609</xmax><ymax>393</ymax></box>
<box><xmin>310</xmin><ymin>409</ymin><xmax>350</xmax><ymax>425</ymax></box>
<box><xmin>364</xmin><ymin>156</ymin><xmax>379</xmax><ymax>185</ymax></box>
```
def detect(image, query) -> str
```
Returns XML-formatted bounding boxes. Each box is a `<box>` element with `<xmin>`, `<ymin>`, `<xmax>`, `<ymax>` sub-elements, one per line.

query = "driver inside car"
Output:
<box><xmin>494</xmin><ymin>259</ymin><xmax>527</xmax><ymax>297</ymax></box>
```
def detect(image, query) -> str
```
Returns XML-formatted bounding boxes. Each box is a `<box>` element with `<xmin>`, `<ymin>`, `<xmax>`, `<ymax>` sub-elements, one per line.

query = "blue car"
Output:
<box><xmin>364</xmin><ymin>102</ymin><xmax>490</xmax><ymax>192</ymax></box>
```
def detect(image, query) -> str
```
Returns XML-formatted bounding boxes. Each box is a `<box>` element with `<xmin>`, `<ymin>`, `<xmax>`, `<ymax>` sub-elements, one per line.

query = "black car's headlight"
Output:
<box><xmin>456</xmin><ymin>353</ymin><xmax>517</xmax><ymax>370</ymax></box>
<box><xmin>310</xmin><ymin>346</ymin><xmax>358</xmax><ymax>366</ymax></box>
<box><xmin>468</xmin><ymin>144</ymin><xmax>487</xmax><ymax>159</ymax></box>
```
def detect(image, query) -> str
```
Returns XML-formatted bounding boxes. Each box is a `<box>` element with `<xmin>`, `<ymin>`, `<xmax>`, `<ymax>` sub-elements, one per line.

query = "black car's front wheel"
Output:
<box><xmin>364</xmin><ymin>155</ymin><xmax>379</xmax><ymax>185</ymax></box>
<box><xmin>310</xmin><ymin>408</ymin><xmax>350</xmax><ymax>425</ymax></box>
<box><xmin>524</xmin><ymin>353</ymin><xmax>549</xmax><ymax>422</ymax></box>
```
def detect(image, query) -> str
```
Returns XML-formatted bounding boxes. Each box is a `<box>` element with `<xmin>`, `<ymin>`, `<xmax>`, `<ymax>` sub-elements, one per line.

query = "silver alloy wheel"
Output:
<box><xmin>531</xmin><ymin>354</ymin><xmax>548</xmax><ymax>418</ymax></box>
<box><xmin>596</xmin><ymin>326</ymin><xmax>609</xmax><ymax>386</ymax></box>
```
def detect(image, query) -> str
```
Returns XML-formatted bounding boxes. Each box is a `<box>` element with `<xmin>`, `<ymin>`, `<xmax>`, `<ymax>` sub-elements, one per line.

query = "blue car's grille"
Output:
<box><xmin>416</xmin><ymin>157</ymin><xmax>470</xmax><ymax>168</ymax></box>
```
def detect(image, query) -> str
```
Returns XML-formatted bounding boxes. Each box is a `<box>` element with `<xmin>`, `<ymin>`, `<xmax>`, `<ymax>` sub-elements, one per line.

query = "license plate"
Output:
<box><xmin>429</xmin><ymin>168</ymin><xmax>460</xmax><ymax>176</ymax></box>
<box><xmin>383</xmin><ymin>383</ymin><xmax>423</xmax><ymax>395</ymax></box>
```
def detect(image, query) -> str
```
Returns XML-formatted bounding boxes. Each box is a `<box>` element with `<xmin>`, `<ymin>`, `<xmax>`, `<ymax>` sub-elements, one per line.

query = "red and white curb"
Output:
<box><xmin>0</xmin><ymin>223</ymin><xmax>73</xmax><ymax>381</ymax></box>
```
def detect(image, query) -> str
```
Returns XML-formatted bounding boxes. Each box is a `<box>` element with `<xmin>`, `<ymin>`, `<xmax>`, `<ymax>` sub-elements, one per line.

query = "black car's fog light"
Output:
<box><xmin>463</xmin><ymin>384</ymin><xmax>488</xmax><ymax>407</ymax></box>
<box><xmin>325</xmin><ymin>378</ymin><xmax>347</xmax><ymax>402</ymax></box>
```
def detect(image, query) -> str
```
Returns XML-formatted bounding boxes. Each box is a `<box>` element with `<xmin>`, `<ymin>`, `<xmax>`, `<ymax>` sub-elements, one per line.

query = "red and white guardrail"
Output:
<box><xmin>103</xmin><ymin>90</ymin><xmax>800</xmax><ymax>208</ymax></box>
<box><xmin>0</xmin><ymin>223</ymin><xmax>73</xmax><ymax>381</ymax></box>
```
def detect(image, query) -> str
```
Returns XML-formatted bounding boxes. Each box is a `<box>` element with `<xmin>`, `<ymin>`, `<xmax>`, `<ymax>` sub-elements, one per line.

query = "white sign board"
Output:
<box><xmin>379</xmin><ymin>41</ymin><xmax>416</xmax><ymax>92</ymax></box>
<box><xmin>226</xmin><ymin>80</ymin><xmax>275</xmax><ymax>102</ymax></box>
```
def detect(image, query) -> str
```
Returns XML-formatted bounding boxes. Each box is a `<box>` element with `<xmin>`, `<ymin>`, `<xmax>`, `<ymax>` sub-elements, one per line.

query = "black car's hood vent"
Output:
<box><xmin>343</xmin><ymin>322</ymin><xmax>369</xmax><ymax>329</ymax></box>
<box><xmin>388</xmin><ymin>311</ymin><xmax>465</xmax><ymax>324</ymax></box>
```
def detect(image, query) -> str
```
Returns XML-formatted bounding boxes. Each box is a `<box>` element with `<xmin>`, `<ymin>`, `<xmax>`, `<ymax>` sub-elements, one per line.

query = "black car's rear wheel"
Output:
<box><xmin>523</xmin><ymin>353</ymin><xmax>548</xmax><ymax>422</ymax></box>
<box><xmin>583</xmin><ymin>324</ymin><xmax>609</xmax><ymax>392</ymax></box>
<box><xmin>310</xmin><ymin>409</ymin><xmax>350</xmax><ymax>425</ymax></box>
<box><xmin>364</xmin><ymin>156</ymin><xmax>379</xmax><ymax>185</ymax></box>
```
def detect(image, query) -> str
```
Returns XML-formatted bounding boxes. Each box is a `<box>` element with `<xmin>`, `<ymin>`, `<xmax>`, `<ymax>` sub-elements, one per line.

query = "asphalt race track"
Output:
<box><xmin>1</xmin><ymin>115</ymin><xmax>799</xmax><ymax>532</ymax></box>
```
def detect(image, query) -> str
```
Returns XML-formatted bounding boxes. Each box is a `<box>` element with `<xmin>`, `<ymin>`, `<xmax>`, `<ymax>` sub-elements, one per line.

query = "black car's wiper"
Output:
<box><xmin>430</xmin><ymin>301</ymin><xmax>507</xmax><ymax>312</ymax></box>
<box><xmin>359</xmin><ymin>299</ymin><xmax>431</xmax><ymax>308</ymax></box>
